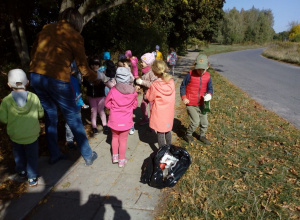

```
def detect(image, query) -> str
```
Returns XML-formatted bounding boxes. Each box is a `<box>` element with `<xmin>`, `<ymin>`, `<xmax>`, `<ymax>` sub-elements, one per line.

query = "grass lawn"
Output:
<box><xmin>158</xmin><ymin>45</ymin><xmax>300</xmax><ymax>219</ymax></box>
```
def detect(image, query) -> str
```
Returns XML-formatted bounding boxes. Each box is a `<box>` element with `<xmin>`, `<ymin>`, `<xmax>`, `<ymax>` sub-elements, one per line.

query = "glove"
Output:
<box><xmin>204</xmin><ymin>93</ymin><xmax>212</xmax><ymax>101</ymax></box>
<box><xmin>136</xmin><ymin>78</ymin><xmax>143</xmax><ymax>85</ymax></box>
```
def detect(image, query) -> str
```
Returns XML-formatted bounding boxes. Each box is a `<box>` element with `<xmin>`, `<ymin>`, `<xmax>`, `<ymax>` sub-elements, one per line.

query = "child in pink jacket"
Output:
<box><xmin>146</xmin><ymin>60</ymin><xmax>175</xmax><ymax>148</ymax></box>
<box><xmin>125</xmin><ymin>50</ymin><xmax>139</xmax><ymax>79</ymax></box>
<box><xmin>105</xmin><ymin>67</ymin><xmax>138</xmax><ymax>167</ymax></box>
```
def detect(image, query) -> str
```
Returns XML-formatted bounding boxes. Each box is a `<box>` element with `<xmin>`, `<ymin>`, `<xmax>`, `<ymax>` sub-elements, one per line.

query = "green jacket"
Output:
<box><xmin>0</xmin><ymin>92</ymin><xmax>44</xmax><ymax>144</ymax></box>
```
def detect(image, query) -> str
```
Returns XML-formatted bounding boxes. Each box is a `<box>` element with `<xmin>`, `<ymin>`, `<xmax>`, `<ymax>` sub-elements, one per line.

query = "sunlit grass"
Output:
<box><xmin>158</xmin><ymin>68</ymin><xmax>300</xmax><ymax>219</ymax></box>
<box><xmin>262</xmin><ymin>42</ymin><xmax>300</xmax><ymax>65</ymax></box>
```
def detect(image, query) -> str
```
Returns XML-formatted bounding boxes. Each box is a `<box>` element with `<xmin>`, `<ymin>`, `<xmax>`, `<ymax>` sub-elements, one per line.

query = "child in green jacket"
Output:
<box><xmin>0</xmin><ymin>69</ymin><xmax>44</xmax><ymax>186</ymax></box>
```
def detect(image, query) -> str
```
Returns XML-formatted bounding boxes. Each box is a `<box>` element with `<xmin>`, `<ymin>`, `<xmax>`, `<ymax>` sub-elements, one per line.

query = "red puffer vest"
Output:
<box><xmin>186</xmin><ymin>70</ymin><xmax>211</xmax><ymax>106</ymax></box>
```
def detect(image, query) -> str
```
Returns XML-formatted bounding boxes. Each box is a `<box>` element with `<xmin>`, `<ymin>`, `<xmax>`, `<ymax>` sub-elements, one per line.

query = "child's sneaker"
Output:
<box><xmin>28</xmin><ymin>178</ymin><xmax>38</xmax><ymax>187</ymax></box>
<box><xmin>112</xmin><ymin>154</ymin><xmax>119</xmax><ymax>164</ymax></box>
<box><xmin>92</xmin><ymin>128</ymin><xmax>99</xmax><ymax>134</ymax></box>
<box><xmin>18</xmin><ymin>171</ymin><xmax>27</xmax><ymax>179</ymax></box>
<box><xmin>103</xmin><ymin>126</ymin><xmax>109</xmax><ymax>135</ymax></box>
<box><xmin>118</xmin><ymin>158</ymin><xmax>128</xmax><ymax>168</ymax></box>
<box><xmin>129</xmin><ymin>127</ymin><xmax>135</xmax><ymax>135</ymax></box>
<box><xmin>199</xmin><ymin>136</ymin><xmax>211</xmax><ymax>145</ymax></box>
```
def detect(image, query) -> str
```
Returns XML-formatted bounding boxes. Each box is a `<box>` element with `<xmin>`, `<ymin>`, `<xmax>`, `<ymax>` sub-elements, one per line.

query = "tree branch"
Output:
<box><xmin>60</xmin><ymin>0</ymin><xmax>75</xmax><ymax>13</ymax></box>
<box><xmin>78</xmin><ymin>0</ymin><xmax>96</xmax><ymax>16</ymax></box>
<box><xmin>82</xmin><ymin>0</ymin><xmax>129</xmax><ymax>25</ymax></box>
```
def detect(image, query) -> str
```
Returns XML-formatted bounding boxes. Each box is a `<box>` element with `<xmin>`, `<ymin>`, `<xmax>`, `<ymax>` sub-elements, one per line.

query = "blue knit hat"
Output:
<box><xmin>119</xmin><ymin>54</ymin><xmax>127</xmax><ymax>61</ymax></box>
<box><xmin>103</xmin><ymin>52</ymin><xmax>110</xmax><ymax>60</ymax></box>
<box><xmin>155</xmin><ymin>45</ymin><xmax>160</xmax><ymax>50</ymax></box>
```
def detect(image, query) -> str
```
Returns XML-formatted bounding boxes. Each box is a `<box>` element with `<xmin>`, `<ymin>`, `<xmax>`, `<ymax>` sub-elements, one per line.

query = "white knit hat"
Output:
<box><xmin>8</xmin><ymin>69</ymin><xmax>28</xmax><ymax>89</ymax></box>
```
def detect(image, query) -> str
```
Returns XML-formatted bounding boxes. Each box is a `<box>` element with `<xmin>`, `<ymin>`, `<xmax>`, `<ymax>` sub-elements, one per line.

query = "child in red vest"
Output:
<box><xmin>180</xmin><ymin>54</ymin><xmax>213</xmax><ymax>145</ymax></box>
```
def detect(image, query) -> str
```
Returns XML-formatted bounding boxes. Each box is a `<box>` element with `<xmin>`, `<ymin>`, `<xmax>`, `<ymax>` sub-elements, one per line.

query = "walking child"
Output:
<box><xmin>146</xmin><ymin>60</ymin><xmax>175</xmax><ymax>148</ymax></box>
<box><xmin>167</xmin><ymin>47</ymin><xmax>178</xmax><ymax>75</ymax></box>
<box><xmin>125</xmin><ymin>50</ymin><xmax>139</xmax><ymax>79</ymax></box>
<box><xmin>83</xmin><ymin>55</ymin><xmax>109</xmax><ymax>135</ymax></box>
<box><xmin>180</xmin><ymin>54</ymin><xmax>213</xmax><ymax>145</ymax></box>
<box><xmin>135</xmin><ymin>53</ymin><xmax>157</xmax><ymax>125</ymax></box>
<box><xmin>105</xmin><ymin>67</ymin><xmax>138</xmax><ymax>167</ymax></box>
<box><xmin>0</xmin><ymin>69</ymin><xmax>44</xmax><ymax>186</ymax></box>
<box><xmin>117</xmin><ymin>57</ymin><xmax>136</xmax><ymax>135</ymax></box>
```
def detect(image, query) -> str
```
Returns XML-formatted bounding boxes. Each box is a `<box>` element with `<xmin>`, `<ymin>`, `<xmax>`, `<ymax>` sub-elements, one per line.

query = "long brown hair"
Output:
<box><xmin>58</xmin><ymin>7</ymin><xmax>84</xmax><ymax>33</ymax></box>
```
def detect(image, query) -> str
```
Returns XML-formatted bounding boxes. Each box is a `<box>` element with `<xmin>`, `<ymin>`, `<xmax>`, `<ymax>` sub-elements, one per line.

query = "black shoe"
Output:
<box><xmin>49</xmin><ymin>154</ymin><xmax>68</xmax><ymax>165</ymax></box>
<box><xmin>199</xmin><ymin>136</ymin><xmax>211</xmax><ymax>145</ymax></box>
<box><xmin>103</xmin><ymin>126</ymin><xmax>109</xmax><ymax>135</ymax></box>
<box><xmin>92</xmin><ymin>128</ymin><xmax>99</xmax><ymax>134</ymax></box>
<box><xmin>67</xmin><ymin>141</ymin><xmax>76</xmax><ymax>149</ymax></box>
<box><xmin>18</xmin><ymin>171</ymin><xmax>27</xmax><ymax>179</ymax></box>
<box><xmin>85</xmin><ymin>151</ymin><xmax>98</xmax><ymax>166</ymax></box>
<box><xmin>183</xmin><ymin>135</ymin><xmax>194</xmax><ymax>144</ymax></box>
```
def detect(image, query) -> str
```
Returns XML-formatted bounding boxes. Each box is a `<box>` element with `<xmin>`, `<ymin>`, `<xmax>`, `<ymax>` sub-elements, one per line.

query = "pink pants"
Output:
<box><xmin>88</xmin><ymin>96</ymin><xmax>107</xmax><ymax>129</ymax></box>
<box><xmin>111</xmin><ymin>129</ymin><xmax>130</xmax><ymax>160</ymax></box>
<box><xmin>141</xmin><ymin>98</ymin><xmax>152</xmax><ymax>120</ymax></box>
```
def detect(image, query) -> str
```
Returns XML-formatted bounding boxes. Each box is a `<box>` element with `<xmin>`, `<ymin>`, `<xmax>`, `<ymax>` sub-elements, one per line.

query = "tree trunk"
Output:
<box><xmin>9</xmin><ymin>19</ymin><xmax>30</xmax><ymax>69</ymax></box>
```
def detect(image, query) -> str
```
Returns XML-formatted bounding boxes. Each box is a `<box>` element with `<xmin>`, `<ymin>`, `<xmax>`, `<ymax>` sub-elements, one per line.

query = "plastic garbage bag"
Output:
<box><xmin>140</xmin><ymin>145</ymin><xmax>192</xmax><ymax>189</ymax></box>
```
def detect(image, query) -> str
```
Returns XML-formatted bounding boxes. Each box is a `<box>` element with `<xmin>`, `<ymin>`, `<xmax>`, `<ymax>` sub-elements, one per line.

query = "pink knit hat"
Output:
<box><xmin>125</xmin><ymin>50</ymin><xmax>132</xmax><ymax>58</ymax></box>
<box><xmin>141</xmin><ymin>53</ymin><xmax>155</xmax><ymax>65</ymax></box>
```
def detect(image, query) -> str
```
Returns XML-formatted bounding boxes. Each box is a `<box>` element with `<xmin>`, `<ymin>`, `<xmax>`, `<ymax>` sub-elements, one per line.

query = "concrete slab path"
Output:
<box><xmin>0</xmin><ymin>51</ymin><xmax>200</xmax><ymax>220</ymax></box>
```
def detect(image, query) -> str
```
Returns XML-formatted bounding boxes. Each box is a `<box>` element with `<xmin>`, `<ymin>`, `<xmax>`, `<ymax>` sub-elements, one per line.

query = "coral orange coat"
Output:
<box><xmin>146</xmin><ymin>78</ymin><xmax>175</xmax><ymax>132</ymax></box>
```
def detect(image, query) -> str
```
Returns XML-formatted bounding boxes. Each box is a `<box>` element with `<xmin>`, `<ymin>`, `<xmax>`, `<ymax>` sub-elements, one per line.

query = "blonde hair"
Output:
<box><xmin>152</xmin><ymin>60</ymin><xmax>172</xmax><ymax>82</ymax></box>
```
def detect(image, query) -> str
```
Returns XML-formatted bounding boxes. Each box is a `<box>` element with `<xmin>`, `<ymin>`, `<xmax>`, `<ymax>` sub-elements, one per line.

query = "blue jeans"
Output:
<box><xmin>65</xmin><ymin>112</ymin><xmax>82</xmax><ymax>143</ymax></box>
<box><xmin>30</xmin><ymin>73</ymin><xmax>93</xmax><ymax>162</ymax></box>
<box><xmin>12</xmin><ymin>139</ymin><xmax>39</xmax><ymax>179</ymax></box>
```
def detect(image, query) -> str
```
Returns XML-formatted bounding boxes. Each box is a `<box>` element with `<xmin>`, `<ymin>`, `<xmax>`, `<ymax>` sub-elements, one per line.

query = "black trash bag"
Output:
<box><xmin>140</xmin><ymin>145</ymin><xmax>192</xmax><ymax>189</ymax></box>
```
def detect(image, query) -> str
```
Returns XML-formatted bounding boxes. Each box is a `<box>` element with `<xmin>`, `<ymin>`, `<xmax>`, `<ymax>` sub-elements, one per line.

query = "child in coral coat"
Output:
<box><xmin>146</xmin><ymin>60</ymin><xmax>175</xmax><ymax>148</ymax></box>
<box><xmin>105</xmin><ymin>67</ymin><xmax>138</xmax><ymax>167</ymax></box>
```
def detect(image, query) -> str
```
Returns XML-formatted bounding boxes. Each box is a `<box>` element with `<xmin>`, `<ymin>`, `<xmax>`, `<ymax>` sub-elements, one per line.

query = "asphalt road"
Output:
<box><xmin>209</xmin><ymin>48</ymin><xmax>300</xmax><ymax>129</ymax></box>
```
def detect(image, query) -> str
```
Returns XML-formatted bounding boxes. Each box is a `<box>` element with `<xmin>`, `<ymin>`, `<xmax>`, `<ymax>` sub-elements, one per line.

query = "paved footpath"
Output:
<box><xmin>0</xmin><ymin>51</ymin><xmax>199</xmax><ymax>220</ymax></box>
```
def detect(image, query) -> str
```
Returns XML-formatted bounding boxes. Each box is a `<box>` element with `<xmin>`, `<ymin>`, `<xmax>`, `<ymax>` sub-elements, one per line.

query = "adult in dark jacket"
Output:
<box><xmin>29</xmin><ymin>7</ymin><xmax>98</xmax><ymax>166</ymax></box>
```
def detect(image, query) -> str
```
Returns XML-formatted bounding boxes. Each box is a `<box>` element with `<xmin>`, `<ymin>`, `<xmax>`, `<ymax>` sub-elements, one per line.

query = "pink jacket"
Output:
<box><xmin>105</xmin><ymin>86</ymin><xmax>138</xmax><ymax>131</ymax></box>
<box><xmin>130</xmin><ymin>56</ymin><xmax>139</xmax><ymax>78</ymax></box>
<box><xmin>146</xmin><ymin>79</ymin><xmax>175</xmax><ymax>132</ymax></box>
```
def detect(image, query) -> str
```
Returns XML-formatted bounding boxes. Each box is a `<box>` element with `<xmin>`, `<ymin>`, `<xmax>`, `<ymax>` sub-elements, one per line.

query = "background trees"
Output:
<box><xmin>215</xmin><ymin>7</ymin><xmax>275</xmax><ymax>45</ymax></box>
<box><xmin>1</xmin><ymin>0</ymin><xmax>226</xmax><ymax>70</ymax></box>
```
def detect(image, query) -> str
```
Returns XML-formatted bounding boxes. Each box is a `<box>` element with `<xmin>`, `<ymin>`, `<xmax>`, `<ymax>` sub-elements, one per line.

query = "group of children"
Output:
<box><xmin>0</xmin><ymin>51</ymin><xmax>213</xmax><ymax>186</ymax></box>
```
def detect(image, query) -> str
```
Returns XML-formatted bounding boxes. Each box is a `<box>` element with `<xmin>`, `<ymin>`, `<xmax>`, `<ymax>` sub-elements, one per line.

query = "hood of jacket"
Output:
<box><xmin>9</xmin><ymin>92</ymin><xmax>36</xmax><ymax>115</ymax></box>
<box><xmin>110</xmin><ymin>87</ymin><xmax>137</xmax><ymax>107</ymax></box>
<box><xmin>151</xmin><ymin>79</ymin><xmax>175</xmax><ymax>96</ymax></box>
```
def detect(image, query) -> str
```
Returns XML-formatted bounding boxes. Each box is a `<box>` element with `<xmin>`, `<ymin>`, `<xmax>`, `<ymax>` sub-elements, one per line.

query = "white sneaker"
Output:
<box><xmin>129</xmin><ymin>127</ymin><xmax>135</xmax><ymax>135</ymax></box>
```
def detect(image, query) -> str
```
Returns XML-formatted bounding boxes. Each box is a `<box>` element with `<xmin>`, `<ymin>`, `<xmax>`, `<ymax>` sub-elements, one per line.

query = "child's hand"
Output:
<box><xmin>136</xmin><ymin>78</ymin><xmax>143</xmax><ymax>85</ymax></box>
<box><xmin>183</xmin><ymin>98</ymin><xmax>190</xmax><ymax>104</ymax></box>
<box><xmin>135</xmin><ymin>85</ymin><xmax>141</xmax><ymax>92</ymax></box>
<box><xmin>204</xmin><ymin>94</ymin><xmax>212</xmax><ymax>101</ymax></box>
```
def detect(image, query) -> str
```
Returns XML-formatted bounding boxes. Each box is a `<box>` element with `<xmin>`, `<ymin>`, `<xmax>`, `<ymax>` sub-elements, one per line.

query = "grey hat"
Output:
<box><xmin>116</xmin><ymin>67</ymin><xmax>131</xmax><ymax>84</ymax></box>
